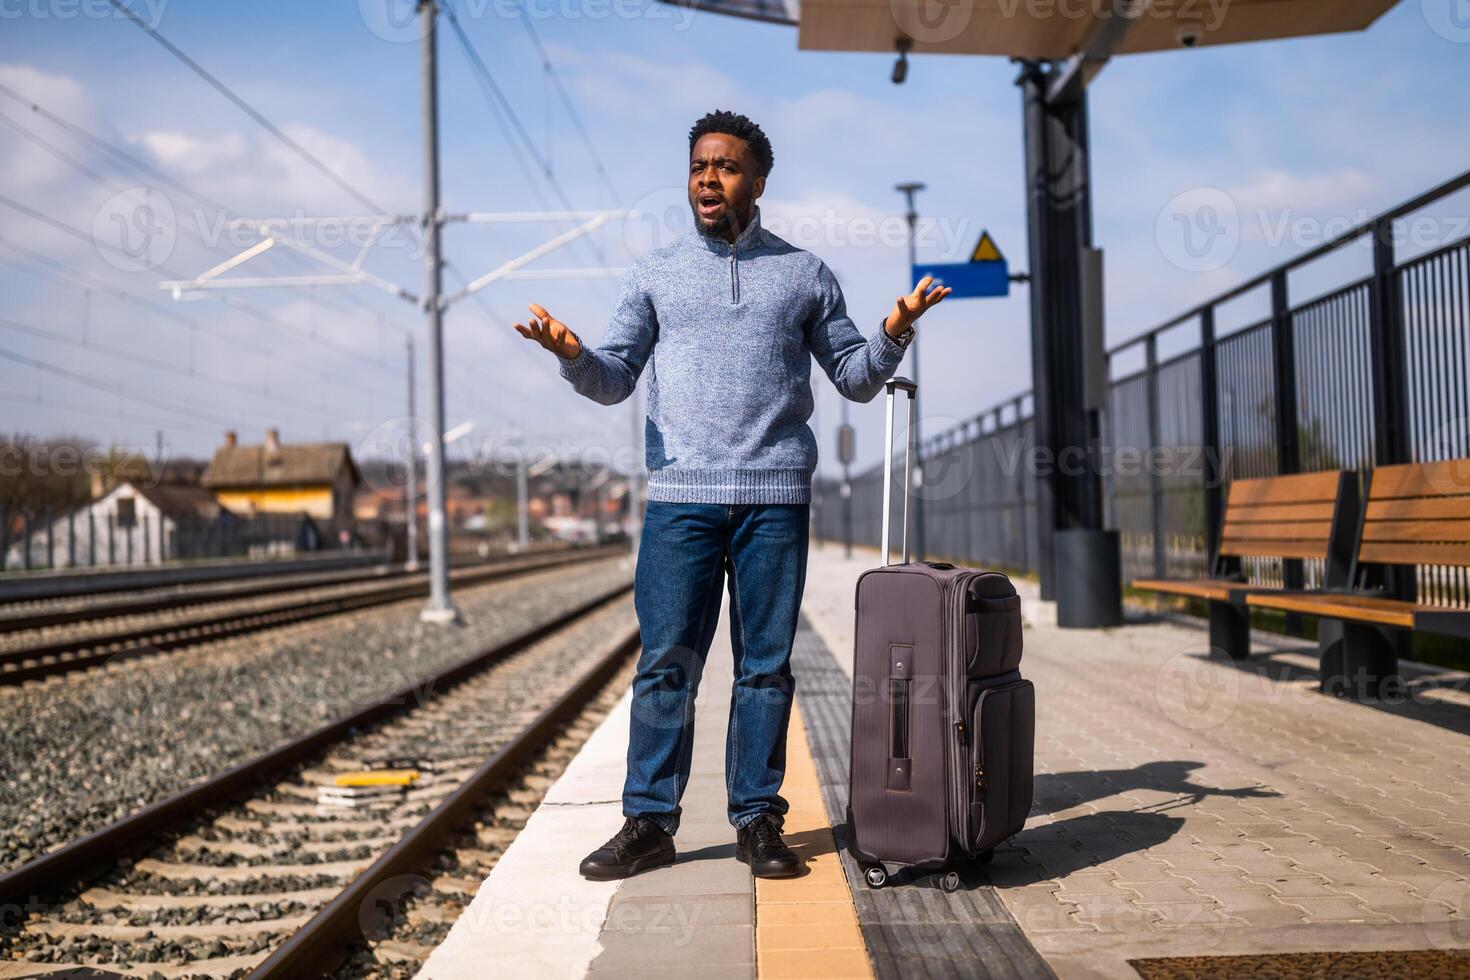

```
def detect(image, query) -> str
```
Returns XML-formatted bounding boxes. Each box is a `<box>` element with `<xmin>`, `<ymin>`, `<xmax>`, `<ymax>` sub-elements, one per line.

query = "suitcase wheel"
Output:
<box><xmin>938</xmin><ymin>870</ymin><xmax>963</xmax><ymax>893</ymax></box>
<box><xmin>863</xmin><ymin>866</ymin><xmax>888</xmax><ymax>889</ymax></box>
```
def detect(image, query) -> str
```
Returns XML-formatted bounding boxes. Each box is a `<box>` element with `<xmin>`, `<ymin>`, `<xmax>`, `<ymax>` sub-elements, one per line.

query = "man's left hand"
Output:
<box><xmin>884</xmin><ymin>275</ymin><xmax>952</xmax><ymax>337</ymax></box>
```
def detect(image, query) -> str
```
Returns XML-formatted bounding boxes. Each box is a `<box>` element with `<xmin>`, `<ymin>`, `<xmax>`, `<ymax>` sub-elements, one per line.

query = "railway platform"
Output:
<box><xmin>419</xmin><ymin>544</ymin><xmax>1470</xmax><ymax>980</ymax></box>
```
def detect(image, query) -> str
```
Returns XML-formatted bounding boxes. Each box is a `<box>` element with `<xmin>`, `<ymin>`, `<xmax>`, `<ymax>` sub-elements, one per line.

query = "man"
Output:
<box><xmin>514</xmin><ymin>110</ymin><xmax>949</xmax><ymax>880</ymax></box>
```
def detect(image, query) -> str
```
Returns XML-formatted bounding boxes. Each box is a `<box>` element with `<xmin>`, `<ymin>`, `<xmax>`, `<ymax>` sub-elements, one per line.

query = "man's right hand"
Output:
<box><xmin>513</xmin><ymin>303</ymin><xmax>582</xmax><ymax>360</ymax></box>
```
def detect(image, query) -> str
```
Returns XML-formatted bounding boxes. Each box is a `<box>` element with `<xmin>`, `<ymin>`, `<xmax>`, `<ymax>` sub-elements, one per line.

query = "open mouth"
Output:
<box><xmin>696</xmin><ymin>192</ymin><xmax>725</xmax><ymax>218</ymax></box>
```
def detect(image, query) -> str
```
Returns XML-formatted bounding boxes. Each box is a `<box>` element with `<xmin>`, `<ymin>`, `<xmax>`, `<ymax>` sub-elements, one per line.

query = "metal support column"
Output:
<box><xmin>418</xmin><ymin>0</ymin><xmax>459</xmax><ymax>623</ymax></box>
<box><xmin>1017</xmin><ymin>60</ymin><xmax>1121</xmax><ymax>627</ymax></box>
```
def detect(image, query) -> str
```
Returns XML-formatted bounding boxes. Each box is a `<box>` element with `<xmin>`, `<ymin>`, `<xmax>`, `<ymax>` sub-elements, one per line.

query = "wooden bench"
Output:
<box><xmin>1249</xmin><ymin>458</ymin><xmax>1470</xmax><ymax>697</ymax></box>
<box><xmin>1132</xmin><ymin>469</ymin><xmax>1359</xmax><ymax>659</ymax></box>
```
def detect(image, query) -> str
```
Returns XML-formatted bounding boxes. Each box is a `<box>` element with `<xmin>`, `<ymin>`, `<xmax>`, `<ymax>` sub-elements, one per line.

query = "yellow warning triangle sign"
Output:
<box><xmin>971</xmin><ymin>231</ymin><xmax>1003</xmax><ymax>263</ymax></box>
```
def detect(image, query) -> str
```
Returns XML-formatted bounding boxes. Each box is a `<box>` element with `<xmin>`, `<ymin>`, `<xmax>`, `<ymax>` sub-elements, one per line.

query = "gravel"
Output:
<box><xmin>0</xmin><ymin>555</ymin><xmax>632</xmax><ymax>874</ymax></box>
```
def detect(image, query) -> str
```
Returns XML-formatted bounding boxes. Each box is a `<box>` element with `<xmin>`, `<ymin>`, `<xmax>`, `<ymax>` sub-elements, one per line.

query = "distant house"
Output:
<box><xmin>3</xmin><ymin>480</ymin><xmax>231</xmax><ymax>570</ymax></box>
<box><xmin>202</xmin><ymin>429</ymin><xmax>361</xmax><ymax>532</ymax></box>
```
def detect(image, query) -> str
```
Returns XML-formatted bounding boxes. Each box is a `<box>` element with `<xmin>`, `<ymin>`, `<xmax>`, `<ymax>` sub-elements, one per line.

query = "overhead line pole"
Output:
<box><xmin>406</xmin><ymin>335</ymin><xmax>421</xmax><ymax>572</ymax></box>
<box><xmin>418</xmin><ymin>0</ymin><xmax>458</xmax><ymax>623</ymax></box>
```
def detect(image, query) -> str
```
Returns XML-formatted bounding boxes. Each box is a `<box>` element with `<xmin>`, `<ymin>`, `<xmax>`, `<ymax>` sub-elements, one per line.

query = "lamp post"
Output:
<box><xmin>895</xmin><ymin>181</ymin><xmax>926</xmax><ymax>562</ymax></box>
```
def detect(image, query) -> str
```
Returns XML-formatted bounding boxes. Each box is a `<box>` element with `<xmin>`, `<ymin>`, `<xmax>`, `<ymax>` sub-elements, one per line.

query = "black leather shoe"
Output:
<box><xmin>579</xmin><ymin>816</ymin><xmax>676</xmax><ymax>881</ymax></box>
<box><xmin>736</xmin><ymin>814</ymin><xmax>801</xmax><ymax>878</ymax></box>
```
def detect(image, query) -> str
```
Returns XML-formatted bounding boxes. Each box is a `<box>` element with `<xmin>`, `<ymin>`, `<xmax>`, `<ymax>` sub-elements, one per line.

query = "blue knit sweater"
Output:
<box><xmin>558</xmin><ymin>208</ymin><xmax>907</xmax><ymax>505</ymax></box>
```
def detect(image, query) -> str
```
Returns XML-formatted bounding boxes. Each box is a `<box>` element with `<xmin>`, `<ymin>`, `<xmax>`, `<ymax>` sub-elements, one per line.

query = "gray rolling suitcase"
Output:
<box><xmin>846</xmin><ymin>377</ymin><xmax>1034</xmax><ymax>889</ymax></box>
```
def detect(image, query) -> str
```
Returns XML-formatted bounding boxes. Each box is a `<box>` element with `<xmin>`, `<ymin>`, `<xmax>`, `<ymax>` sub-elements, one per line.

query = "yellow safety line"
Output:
<box><xmin>755</xmin><ymin>696</ymin><xmax>874</xmax><ymax>979</ymax></box>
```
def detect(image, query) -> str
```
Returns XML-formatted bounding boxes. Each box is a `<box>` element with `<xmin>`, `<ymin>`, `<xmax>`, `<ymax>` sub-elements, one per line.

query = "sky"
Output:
<box><xmin>0</xmin><ymin>0</ymin><xmax>1467</xmax><ymax>482</ymax></box>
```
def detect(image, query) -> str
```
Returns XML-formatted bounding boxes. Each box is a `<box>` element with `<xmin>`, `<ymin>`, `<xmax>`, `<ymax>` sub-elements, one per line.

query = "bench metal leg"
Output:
<box><xmin>1319</xmin><ymin>621</ymin><xmax>1401</xmax><ymax>700</ymax></box>
<box><xmin>1208</xmin><ymin>601</ymin><xmax>1250</xmax><ymax>660</ymax></box>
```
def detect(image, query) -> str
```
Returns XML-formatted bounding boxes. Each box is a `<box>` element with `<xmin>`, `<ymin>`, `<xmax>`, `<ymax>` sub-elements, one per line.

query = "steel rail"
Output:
<box><xmin>0</xmin><ymin>579</ymin><xmax>634</xmax><ymax>907</ymax></box>
<box><xmin>252</xmin><ymin>625</ymin><xmax>640</xmax><ymax>978</ymax></box>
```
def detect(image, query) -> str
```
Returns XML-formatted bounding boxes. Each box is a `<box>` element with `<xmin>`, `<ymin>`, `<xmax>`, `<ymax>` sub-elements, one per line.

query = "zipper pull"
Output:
<box><xmin>954</xmin><ymin>721</ymin><xmax>966</xmax><ymax>746</ymax></box>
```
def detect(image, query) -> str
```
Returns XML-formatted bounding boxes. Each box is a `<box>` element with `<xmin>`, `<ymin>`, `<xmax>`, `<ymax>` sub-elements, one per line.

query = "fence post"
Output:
<box><xmin>0</xmin><ymin>504</ymin><xmax>8</xmax><ymax>571</ymax></box>
<box><xmin>1199</xmin><ymin>306</ymin><xmax>1224</xmax><ymax>572</ymax></box>
<box><xmin>22</xmin><ymin>511</ymin><xmax>31</xmax><ymax>571</ymax></box>
<box><xmin>126</xmin><ymin>512</ymin><xmax>133</xmax><ymax>566</ymax></box>
<box><xmin>1270</xmin><ymin>270</ymin><xmax>1305</xmax><ymax>609</ymax></box>
<box><xmin>1368</xmin><ymin>217</ymin><xmax>1414</xmax><ymax>604</ymax></box>
<box><xmin>1369</xmin><ymin>219</ymin><xmax>1412</xmax><ymax>465</ymax></box>
<box><xmin>1145</xmin><ymin>334</ymin><xmax>1166</xmax><ymax>578</ymax></box>
<box><xmin>1013</xmin><ymin>395</ymin><xmax>1029</xmax><ymax>575</ymax></box>
<box><xmin>45</xmin><ymin>506</ymin><xmax>54</xmax><ymax>570</ymax></box>
<box><xmin>107</xmin><ymin>511</ymin><xmax>115</xmax><ymax>566</ymax></box>
<box><xmin>67</xmin><ymin>507</ymin><xmax>75</xmax><ymax>568</ymax></box>
<box><xmin>88</xmin><ymin>508</ymin><xmax>95</xmax><ymax>567</ymax></box>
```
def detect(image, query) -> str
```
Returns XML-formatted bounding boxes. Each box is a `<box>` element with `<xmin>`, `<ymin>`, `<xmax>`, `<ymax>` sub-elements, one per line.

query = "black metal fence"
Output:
<box><xmin>816</xmin><ymin>170</ymin><xmax>1470</xmax><ymax>607</ymax></box>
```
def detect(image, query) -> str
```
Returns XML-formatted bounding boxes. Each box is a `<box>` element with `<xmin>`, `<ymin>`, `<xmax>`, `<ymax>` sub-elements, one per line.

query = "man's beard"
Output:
<box><xmin>690</xmin><ymin>198</ymin><xmax>748</xmax><ymax>239</ymax></box>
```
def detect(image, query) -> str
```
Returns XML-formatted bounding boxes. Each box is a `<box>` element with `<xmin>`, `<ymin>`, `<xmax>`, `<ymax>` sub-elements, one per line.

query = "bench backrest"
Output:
<box><xmin>1220</xmin><ymin>470</ymin><xmax>1352</xmax><ymax>562</ymax></box>
<box><xmin>1358</xmin><ymin>458</ymin><xmax>1470</xmax><ymax>569</ymax></box>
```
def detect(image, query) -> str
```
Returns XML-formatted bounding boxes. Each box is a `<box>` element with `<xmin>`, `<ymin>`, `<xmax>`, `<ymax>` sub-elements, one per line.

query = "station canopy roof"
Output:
<box><xmin>671</xmin><ymin>0</ymin><xmax>1398</xmax><ymax>59</ymax></box>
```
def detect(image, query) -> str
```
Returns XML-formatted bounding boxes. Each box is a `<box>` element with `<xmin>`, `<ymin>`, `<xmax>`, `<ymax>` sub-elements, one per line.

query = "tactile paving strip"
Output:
<box><xmin>792</xmin><ymin>616</ymin><xmax>1058</xmax><ymax>980</ymax></box>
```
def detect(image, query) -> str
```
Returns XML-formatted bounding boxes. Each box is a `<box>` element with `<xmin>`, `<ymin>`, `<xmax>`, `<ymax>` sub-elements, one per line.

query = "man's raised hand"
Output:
<box><xmin>884</xmin><ymin>276</ymin><xmax>952</xmax><ymax>338</ymax></box>
<box><xmin>513</xmin><ymin>303</ymin><xmax>582</xmax><ymax>360</ymax></box>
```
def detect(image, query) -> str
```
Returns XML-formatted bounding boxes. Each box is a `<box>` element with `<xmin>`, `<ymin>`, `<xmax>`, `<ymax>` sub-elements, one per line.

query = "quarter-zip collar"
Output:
<box><xmin>694</xmin><ymin>205</ymin><xmax>765</xmax><ymax>255</ymax></box>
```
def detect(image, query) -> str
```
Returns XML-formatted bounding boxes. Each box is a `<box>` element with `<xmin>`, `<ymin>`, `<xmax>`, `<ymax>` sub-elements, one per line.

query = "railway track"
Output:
<box><xmin>0</xmin><ymin>545</ymin><xmax>584</xmax><ymax>633</ymax></box>
<box><xmin>0</xmin><ymin>545</ymin><xmax>626</xmax><ymax>685</ymax></box>
<box><xmin>0</xmin><ymin>583</ymin><xmax>639</xmax><ymax>979</ymax></box>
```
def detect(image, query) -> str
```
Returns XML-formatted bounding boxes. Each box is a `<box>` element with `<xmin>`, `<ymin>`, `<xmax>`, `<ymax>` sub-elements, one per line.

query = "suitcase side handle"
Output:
<box><xmin>881</xmin><ymin>377</ymin><xmax>917</xmax><ymax>567</ymax></box>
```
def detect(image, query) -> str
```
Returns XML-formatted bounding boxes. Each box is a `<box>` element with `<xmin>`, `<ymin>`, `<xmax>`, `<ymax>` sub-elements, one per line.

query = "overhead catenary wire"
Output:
<box><xmin>0</xmin><ymin>314</ymin><xmax>332</xmax><ymax>421</ymax></box>
<box><xmin>0</xmin><ymin>84</ymin><xmax>414</xmax><ymax>333</ymax></box>
<box><xmin>0</xmin><ymin>191</ymin><xmax>402</xmax><ymax>380</ymax></box>
<box><xmin>103</xmin><ymin>0</ymin><xmax>388</xmax><ymax>216</ymax></box>
<box><xmin>0</xmin><ymin>346</ymin><xmax>242</xmax><ymax>429</ymax></box>
<box><xmin>511</xmin><ymin>6</ymin><xmax>622</xmax><ymax>204</ymax></box>
<box><xmin>440</xmin><ymin>0</ymin><xmax>618</xmax><ymax>292</ymax></box>
<box><xmin>0</xmin><ymin>389</ymin><xmax>220</xmax><ymax>438</ymax></box>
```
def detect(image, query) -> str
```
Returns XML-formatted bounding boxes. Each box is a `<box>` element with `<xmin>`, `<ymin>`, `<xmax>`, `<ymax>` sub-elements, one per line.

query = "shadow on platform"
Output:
<box><xmin>1033</xmin><ymin>760</ymin><xmax>1279</xmax><ymax>817</ymax></box>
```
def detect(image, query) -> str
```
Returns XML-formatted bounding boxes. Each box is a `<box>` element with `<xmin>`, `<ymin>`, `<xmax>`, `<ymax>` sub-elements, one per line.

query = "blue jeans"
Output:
<box><xmin>624</xmin><ymin>501</ymin><xmax>809</xmax><ymax>834</ymax></box>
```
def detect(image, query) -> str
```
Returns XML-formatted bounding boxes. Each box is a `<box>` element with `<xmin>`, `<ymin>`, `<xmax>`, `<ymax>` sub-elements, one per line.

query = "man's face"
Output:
<box><xmin>688</xmin><ymin>132</ymin><xmax>765</xmax><ymax>242</ymax></box>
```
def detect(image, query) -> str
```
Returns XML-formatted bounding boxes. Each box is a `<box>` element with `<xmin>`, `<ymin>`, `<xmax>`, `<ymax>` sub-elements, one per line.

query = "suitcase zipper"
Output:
<box><xmin>945</xmin><ymin>570</ymin><xmax>980</xmax><ymax>852</ymax></box>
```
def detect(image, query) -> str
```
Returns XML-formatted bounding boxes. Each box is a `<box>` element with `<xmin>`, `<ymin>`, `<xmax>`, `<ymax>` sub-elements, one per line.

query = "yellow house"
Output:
<box><xmin>202</xmin><ymin>429</ymin><xmax>361</xmax><ymax>528</ymax></box>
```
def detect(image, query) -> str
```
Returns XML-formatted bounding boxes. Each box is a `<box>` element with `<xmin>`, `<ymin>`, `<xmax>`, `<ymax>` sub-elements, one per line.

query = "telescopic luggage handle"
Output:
<box><xmin>881</xmin><ymin>377</ymin><xmax>917</xmax><ymax>567</ymax></box>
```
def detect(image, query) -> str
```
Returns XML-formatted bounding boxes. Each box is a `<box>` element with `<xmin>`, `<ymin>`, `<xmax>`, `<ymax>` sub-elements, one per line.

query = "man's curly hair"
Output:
<box><xmin>689</xmin><ymin>110</ymin><xmax>774</xmax><ymax>178</ymax></box>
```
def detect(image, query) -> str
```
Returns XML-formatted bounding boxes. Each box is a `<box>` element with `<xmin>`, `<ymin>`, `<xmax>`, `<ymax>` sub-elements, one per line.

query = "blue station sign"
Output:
<box><xmin>912</xmin><ymin>230</ymin><xmax>1009</xmax><ymax>299</ymax></box>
